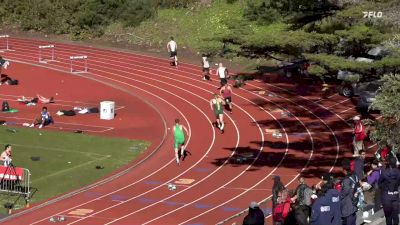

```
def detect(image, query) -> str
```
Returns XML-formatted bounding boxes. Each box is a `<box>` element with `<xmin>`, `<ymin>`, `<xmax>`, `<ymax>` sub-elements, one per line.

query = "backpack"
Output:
<box><xmin>273</xmin><ymin>197</ymin><xmax>291</xmax><ymax>222</ymax></box>
<box><xmin>348</xmin><ymin>175</ymin><xmax>361</xmax><ymax>207</ymax></box>
<box><xmin>2</xmin><ymin>101</ymin><xmax>10</xmax><ymax>112</ymax></box>
<box><xmin>298</xmin><ymin>184</ymin><xmax>313</xmax><ymax>206</ymax></box>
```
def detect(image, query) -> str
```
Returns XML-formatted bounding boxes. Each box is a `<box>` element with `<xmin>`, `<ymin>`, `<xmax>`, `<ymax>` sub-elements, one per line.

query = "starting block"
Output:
<box><xmin>0</xmin><ymin>35</ymin><xmax>14</xmax><ymax>52</ymax></box>
<box><xmin>70</xmin><ymin>55</ymin><xmax>88</xmax><ymax>73</ymax></box>
<box><xmin>38</xmin><ymin>45</ymin><xmax>57</xmax><ymax>63</ymax></box>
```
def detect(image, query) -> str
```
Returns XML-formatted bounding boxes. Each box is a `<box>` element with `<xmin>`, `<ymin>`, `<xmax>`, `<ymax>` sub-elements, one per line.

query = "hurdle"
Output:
<box><xmin>38</xmin><ymin>45</ymin><xmax>56</xmax><ymax>63</ymax></box>
<box><xmin>0</xmin><ymin>35</ymin><xmax>14</xmax><ymax>52</ymax></box>
<box><xmin>70</xmin><ymin>55</ymin><xmax>88</xmax><ymax>73</ymax></box>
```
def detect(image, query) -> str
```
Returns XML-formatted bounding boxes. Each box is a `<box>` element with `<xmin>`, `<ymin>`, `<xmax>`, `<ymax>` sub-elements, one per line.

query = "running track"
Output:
<box><xmin>0</xmin><ymin>37</ymin><xmax>362</xmax><ymax>224</ymax></box>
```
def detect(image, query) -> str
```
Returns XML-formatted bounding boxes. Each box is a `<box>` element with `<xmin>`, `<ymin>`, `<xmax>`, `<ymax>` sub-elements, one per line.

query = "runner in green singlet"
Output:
<box><xmin>210</xmin><ymin>93</ymin><xmax>225</xmax><ymax>134</ymax></box>
<box><xmin>173</xmin><ymin>118</ymin><xmax>189</xmax><ymax>165</ymax></box>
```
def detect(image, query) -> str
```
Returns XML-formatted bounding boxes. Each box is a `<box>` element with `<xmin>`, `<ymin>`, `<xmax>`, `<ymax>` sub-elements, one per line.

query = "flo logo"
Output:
<box><xmin>363</xmin><ymin>11</ymin><xmax>383</xmax><ymax>18</ymax></box>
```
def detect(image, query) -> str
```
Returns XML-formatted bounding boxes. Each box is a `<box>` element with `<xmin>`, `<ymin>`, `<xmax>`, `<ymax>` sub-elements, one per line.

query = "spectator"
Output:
<box><xmin>324</xmin><ymin>175</ymin><xmax>341</xmax><ymax>225</ymax></box>
<box><xmin>291</xmin><ymin>176</ymin><xmax>313</xmax><ymax>225</ymax></box>
<box><xmin>378</xmin><ymin>156</ymin><xmax>400</xmax><ymax>225</ymax></box>
<box><xmin>242</xmin><ymin>201</ymin><xmax>264</xmax><ymax>225</ymax></box>
<box><xmin>30</xmin><ymin>106</ymin><xmax>53</xmax><ymax>129</ymax></box>
<box><xmin>310</xmin><ymin>185</ymin><xmax>330</xmax><ymax>225</ymax></box>
<box><xmin>272</xmin><ymin>176</ymin><xmax>285</xmax><ymax>209</ymax></box>
<box><xmin>0</xmin><ymin>144</ymin><xmax>12</xmax><ymax>166</ymax></box>
<box><xmin>352</xmin><ymin>116</ymin><xmax>366</xmax><ymax>157</ymax></box>
<box><xmin>366</xmin><ymin>159</ymin><xmax>382</xmax><ymax>212</ymax></box>
<box><xmin>340</xmin><ymin>159</ymin><xmax>358</xmax><ymax>225</ymax></box>
<box><xmin>273</xmin><ymin>188</ymin><xmax>291</xmax><ymax>225</ymax></box>
<box><xmin>354</xmin><ymin>150</ymin><xmax>366</xmax><ymax>180</ymax></box>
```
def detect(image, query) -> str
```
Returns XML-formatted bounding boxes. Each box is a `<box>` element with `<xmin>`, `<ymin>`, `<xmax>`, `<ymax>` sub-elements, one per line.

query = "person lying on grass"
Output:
<box><xmin>18</xmin><ymin>94</ymin><xmax>54</xmax><ymax>105</ymax></box>
<box><xmin>30</xmin><ymin>106</ymin><xmax>54</xmax><ymax>129</ymax></box>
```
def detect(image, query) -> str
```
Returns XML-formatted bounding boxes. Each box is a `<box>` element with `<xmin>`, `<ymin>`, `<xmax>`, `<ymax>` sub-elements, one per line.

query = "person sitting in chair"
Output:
<box><xmin>30</xmin><ymin>106</ymin><xmax>54</xmax><ymax>128</ymax></box>
<box><xmin>0</xmin><ymin>144</ymin><xmax>12</xmax><ymax>166</ymax></box>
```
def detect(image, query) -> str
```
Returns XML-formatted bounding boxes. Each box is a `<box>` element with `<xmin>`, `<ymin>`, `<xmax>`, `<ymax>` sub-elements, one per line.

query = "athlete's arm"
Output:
<box><xmin>229</xmin><ymin>85</ymin><xmax>233</xmax><ymax>94</ymax></box>
<box><xmin>182</xmin><ymin>125</ymin><xmax>189</xmax><ymax>136</ymax></box>
<box><xmin>210</xmin><ymin>99</ymin><xmax>214</xmax><ymax>111</ymax></box>
<box><xmin>167</xmin><ymin>42</ymin><xmax>170</xmax><ymax>52</ymax></box>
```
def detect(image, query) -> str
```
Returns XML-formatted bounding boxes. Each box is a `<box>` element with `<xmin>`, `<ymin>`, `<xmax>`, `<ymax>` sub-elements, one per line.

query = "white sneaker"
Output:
<box><xmin>29</xmin><ymin>124</ymin><xmax>34</xmax><ymax>127</ymax></box>
<box><xmin>38</xmin><ymin>124</ymin><xmax>43</xmax><ymax>129</ymax></box>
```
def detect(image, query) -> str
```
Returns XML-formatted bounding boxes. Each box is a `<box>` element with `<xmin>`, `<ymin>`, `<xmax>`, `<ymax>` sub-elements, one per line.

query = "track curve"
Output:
<box><xmin>0</xmin><ymin>37</ymin><xmax>359</xmax><ymax>225</ymax></box>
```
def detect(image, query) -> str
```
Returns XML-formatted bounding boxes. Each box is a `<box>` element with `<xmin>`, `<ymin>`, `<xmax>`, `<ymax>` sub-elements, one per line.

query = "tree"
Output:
<box><xmin>370</xmin><ymin>74</ymin><xmax>400</xmax><ymax>152</ymax></box>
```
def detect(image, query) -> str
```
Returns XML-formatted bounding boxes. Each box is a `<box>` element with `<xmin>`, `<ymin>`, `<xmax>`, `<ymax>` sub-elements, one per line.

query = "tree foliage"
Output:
<box><xmin>370</xmin><ymin>74</ymin><xmax>400</xmax><ymax>152</ymax></box>
<box><xmin>0</xmin><ymin>0</ymin><xmax>162</xmax><ymax>38</ymax></box>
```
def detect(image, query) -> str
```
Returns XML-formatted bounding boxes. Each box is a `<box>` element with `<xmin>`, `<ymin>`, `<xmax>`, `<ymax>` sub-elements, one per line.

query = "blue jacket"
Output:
<box><xmin>378</xmin><ymin>167</ymin><xmax>400</xmax><ymax>201</ymax></box>
<box><xmin>326</xmin><ymin>189</ymin><xmax>341</xmax><ymax>225</ymax></box>
<box><xmin>340</xmin><ymin>174</ymin><xmax>358</xmax><ymax>217</ymax></box>
<box><xmin>310</xmin><ymin>195</ymin><xmax>332</xmax><ymax>225</ymax></box>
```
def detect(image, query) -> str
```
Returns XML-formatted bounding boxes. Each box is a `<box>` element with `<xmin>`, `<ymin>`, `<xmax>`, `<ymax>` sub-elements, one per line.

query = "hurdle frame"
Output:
<box><xmin>0</xmin><ymin>35</ymin><xmax>14</xmax><ymax>52</ymax></box>
<box><xmin>38</xmin><ymin>45</ymin><xmax>56</xmax><ymax>63</ymax></box>
<box><xmin>70</xmin><ymin>55</ymin><xmax>88</xmax><ymax>73</ymax></box>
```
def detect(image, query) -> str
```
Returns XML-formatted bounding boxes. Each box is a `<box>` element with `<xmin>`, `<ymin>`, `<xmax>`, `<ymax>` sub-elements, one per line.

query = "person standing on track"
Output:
<box><xmin>173</xmin><ymin>118</ymin><xmax>188</xmax><ymax>165</ymax></box>
<box><xmin>220</xmin><ymin>82</ymin><xmax>233</xmax><ymax>113</ymax></box>
<box><xmin>167</xmin><ymin>37</ymin><xmax>178</xmax><ymax>68</ymax></box>
<box><xmin>216</xmin><ymin>63</ymin><xmax>228</xmax><ymax>89</ymax></box>
<box><xmin>210</xmin><ymin>93</ymin><xmax>225</xmax><ymax>134</ymax></box>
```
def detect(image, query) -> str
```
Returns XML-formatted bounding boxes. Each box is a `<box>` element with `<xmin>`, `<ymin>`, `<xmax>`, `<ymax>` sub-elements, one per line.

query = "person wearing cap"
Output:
<box><xmin>0</xmin><ymin>144</ymin><xmax>12</xmax><ymax>166</ymax></box>
<box><xmin>366</xmin><ymin>159</ymin><xmax>382</xmax><ymax>212</ymax></box>
<box><xmin>352</xmin><ymin>116</ymin><xmax>366</xmax><ymax>157</ymax></box>
<box><xmin>242</xmin><ymin>201</ymin><xmax>265</xmax><ymax>225</ymax></box>
<box><xmin>378</xmin><ymin>156</ymin><xmax>400</xmax><ymax>225</ymax></box>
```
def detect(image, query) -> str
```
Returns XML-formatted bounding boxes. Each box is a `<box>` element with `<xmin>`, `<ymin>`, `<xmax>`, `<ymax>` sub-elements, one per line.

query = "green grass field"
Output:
<box><xmin>0</xmin><ymin>126</ymin><xmax>150</xmax><ymax>213</ymax></box>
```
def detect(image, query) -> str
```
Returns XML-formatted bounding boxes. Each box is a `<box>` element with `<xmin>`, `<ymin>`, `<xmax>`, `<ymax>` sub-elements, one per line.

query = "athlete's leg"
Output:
<box><xmin>174</xmin><ymin>56</ymin><xmax>178</xmax><ymax>68</ymax></box>
<box><xmin>180</xmin><ymin>143</ymin><xmax>185</xmax><ymax>158</ymax></box>
<box><xmin>219</xmin><ymin>114</ymin><xmax>224</xmax><ymax>131</ymax></box>
<box><xmin>174</xmin><ymin>141</ymin><xmax>180</xmax><ymax>165</ymax></box>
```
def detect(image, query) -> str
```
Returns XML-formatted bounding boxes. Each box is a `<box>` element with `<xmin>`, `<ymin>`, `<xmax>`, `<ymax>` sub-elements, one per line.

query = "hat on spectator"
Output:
<box><xmin>249</xmin><ymin>201</ymin><xmax>259</xmax><ymax>209</ymax></box>
<box><xmin>353</xmin><ymin>116</ymin><xmax>361</xmax><ymax>121</ymax></box>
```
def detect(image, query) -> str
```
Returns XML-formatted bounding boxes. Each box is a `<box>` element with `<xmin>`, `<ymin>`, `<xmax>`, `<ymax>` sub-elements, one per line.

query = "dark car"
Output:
<box><xmin>357</xmin><ymin>82</ymin><xmax>382</xmax><ymax>112</ymax></box>
<box><xmin>338</xmin><ymin>77</ymin><xmax>382</xmax><ymax>97</ymax></box>
<box><xmin>278</xmin><ymin>59</ymin><xmax>309</xmax><ymax>78</ymax></box>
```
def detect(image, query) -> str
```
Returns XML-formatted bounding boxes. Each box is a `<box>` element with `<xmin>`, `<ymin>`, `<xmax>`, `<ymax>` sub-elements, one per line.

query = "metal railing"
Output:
<box><xmin>0</xmin><ymin>164</ymin><xmax>35</xmax><ymax>212</ymax></box>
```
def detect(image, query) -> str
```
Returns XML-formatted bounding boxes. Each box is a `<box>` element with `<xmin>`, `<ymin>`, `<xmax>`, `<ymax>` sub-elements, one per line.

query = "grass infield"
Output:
<box><xmin>0</xmin><ymin>126</ymin><xmax>150</xmax><ymax>213</ymax></box>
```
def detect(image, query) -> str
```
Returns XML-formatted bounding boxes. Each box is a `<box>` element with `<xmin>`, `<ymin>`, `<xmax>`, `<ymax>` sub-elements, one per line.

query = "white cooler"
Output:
<box><xmin>100</xmin><ymin>101</ymin><xmax>115</xmax><ymax>120</ymax></box>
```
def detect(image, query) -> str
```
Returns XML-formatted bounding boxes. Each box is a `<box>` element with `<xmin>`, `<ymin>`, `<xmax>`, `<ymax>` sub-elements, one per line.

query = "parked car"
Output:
<box><xmin>338</xmin><ymin>79</ymin><xmax>382</xmax><ymax>98</ymax></box>
<box><xmin>357</xmin><ymin>81</ymin><xmax>382</xmax><ymax>112</ymax></box>
<box><xmin>278</xmin><ymin>59</ymin><xmax>309</xmax><ymax>78</ymax></box>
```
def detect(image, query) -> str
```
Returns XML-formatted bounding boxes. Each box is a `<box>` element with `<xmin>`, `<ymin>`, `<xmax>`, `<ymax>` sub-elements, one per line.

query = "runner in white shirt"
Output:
<box><xmin>201</xmin><ymin>54</ymin><xmax>211</xmax><ymax>80</ymax></box>
<box><xmin>216</xmin><ymin>63</ymin><xmax>228</xmax><ymax>89</ymax></box>
<box><xmin>167</xmin><ymin>37</ymin><xmax>178</xmax><ymax>68</ymax></box>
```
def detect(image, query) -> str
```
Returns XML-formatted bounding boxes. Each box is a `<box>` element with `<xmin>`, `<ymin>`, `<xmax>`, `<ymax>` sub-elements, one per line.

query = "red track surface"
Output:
<box><xmin>0</xmin><ymin>38</ymin><xmax>367</xmax><ymax>225</ymax></box>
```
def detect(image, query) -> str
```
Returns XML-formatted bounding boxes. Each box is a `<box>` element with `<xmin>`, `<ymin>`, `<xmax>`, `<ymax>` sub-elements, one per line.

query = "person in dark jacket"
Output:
<box><xmin>340</xmin><ymin>159</ymin><xmax>358</xmax><ymax>225</ymax></box>
<box><xmin>379</xmin><ymin>156</ymin><xmax>400</xmax><ymax>225</ymax></box>
<box><xmin>354</xmin><ymin>150</ymin><xmax>366</xmax><ymax>180</ymax></box>
<box><xmin>310</xmin><ymin>188</ymin><xmax>331</xmax><ymax>225</ymax></box>
<box><xmin>243</xmin><ymin>201</ymin><xmax>265</xmax><ymax>225</ymax></box>
<box><xmin>325</xmin><ymin>180</ymin><xmax>341</xmax><ymax>225</ymax></box>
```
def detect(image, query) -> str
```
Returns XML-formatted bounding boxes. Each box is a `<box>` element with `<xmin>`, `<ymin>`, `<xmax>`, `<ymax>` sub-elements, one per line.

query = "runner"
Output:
<box><xmin>167</xmin><ymin>37</ymin><xmax>178</xmax><ymax>68</ymax></box>
<box><xmin>201</xmin><ymin>54</ymin><xmax>211</xmax><ymax>80</ymax></box>
<box><xmin>210</xmin><ymin>93</ymin><xmax>225</xmax><ymax>134</ymax></box>
<box><xmin>220</xmin><ymin>82</ymin><xmax>233</xmax><ymax>113</ymax></box>
<box><xmin>216</xmin><ymin>63</ymin><xmax>228</xmax><ymax>89</ymax></box>
<box><xmin>173</xmin><ymin>118</ymin><xmax>188</xmax><ymax>165</ymax></box>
